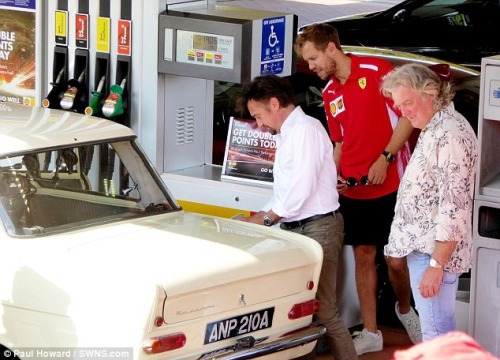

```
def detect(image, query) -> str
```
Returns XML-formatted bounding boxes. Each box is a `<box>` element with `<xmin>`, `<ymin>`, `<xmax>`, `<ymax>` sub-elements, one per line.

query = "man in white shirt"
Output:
<box><xmin>237</xmin><ymin>75</ymin><xmax>357</xmax><ymax>360</ymax></box>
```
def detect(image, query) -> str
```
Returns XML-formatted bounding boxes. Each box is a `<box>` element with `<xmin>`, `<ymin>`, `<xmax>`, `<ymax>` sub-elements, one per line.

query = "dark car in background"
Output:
<box><xmin>299</xmin><ymin>0</ymin><xmax>500</xmax><ymax>70</ymax></box>
<box><xmin>213</xmin><ymin>45</ymin><xmax>480</xmax><ymax>164</ymax></box>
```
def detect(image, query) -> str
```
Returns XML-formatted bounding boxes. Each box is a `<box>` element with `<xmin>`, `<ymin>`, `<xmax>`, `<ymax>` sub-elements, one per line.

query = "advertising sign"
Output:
<box><xmin>0</xmin><ymin>0</ymin><xmax>35</xmax><ymax>10</ymax></box>
<box><xmin>0</xmin><ymin>4</ymin><xmax>37</xmax><ymax>106</ymax></box>
<box><xmin>221</xmin><ymin>117</ymin><xmax>276</xmax><ymax>187</ymax></box>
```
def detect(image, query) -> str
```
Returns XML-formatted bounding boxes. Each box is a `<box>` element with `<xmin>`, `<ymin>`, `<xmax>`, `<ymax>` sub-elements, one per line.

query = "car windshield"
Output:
<box><xmin>0</xmin><ymin>140</ymin><xmax>179</xmax><ymax>237</ymax></box>
<box><xmin>410</xmin><ymin>0</ymin><xmax>471</xmax><ymax>19</ymax></box>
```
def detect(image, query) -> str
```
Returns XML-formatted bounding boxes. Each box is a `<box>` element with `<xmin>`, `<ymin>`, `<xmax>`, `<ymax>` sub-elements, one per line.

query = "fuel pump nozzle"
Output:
<box><xmin>85</xmin><ymin>76</ymin><xmax>106</xmax><ymax>116</ymax></box>
<box><xmin>42</xmin><ymin>68</ymin><xmax>65</xmax><ymax>109</ymax></box>
<box><xmin>102</xmin><ymin>78</ymin><xmax>126</xmax><ymax>118</ymax></box>
<box><xmin>60</xmin><ymin>70</ymin><xmax>86</xmax><ymax>111</ymax></box>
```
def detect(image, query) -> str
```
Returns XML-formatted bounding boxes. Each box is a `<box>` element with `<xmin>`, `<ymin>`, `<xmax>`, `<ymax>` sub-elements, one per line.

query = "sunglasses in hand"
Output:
<box><xmin>339</xmin><ymin>175</ymin><xmax>369</xmax><ymax>187</ymax></box>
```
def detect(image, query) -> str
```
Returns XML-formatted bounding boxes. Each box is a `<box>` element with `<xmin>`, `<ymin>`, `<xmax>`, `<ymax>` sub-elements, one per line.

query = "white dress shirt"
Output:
<box><xmin>262</xmin><ymin>107</ymin><xmax>340</xmax><ymax>222</ymax></box>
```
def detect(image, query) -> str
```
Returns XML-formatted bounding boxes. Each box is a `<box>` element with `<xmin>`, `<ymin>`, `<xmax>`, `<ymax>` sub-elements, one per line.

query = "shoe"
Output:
<box><xmin>395</xmin><ymin>301</ymin><xmax>423</xmax><ymax>344</ymax></box>
<box><xmin>352</xmin><ymin>328</ymin><xmax>383</xmax><ymax>355</ymax></box>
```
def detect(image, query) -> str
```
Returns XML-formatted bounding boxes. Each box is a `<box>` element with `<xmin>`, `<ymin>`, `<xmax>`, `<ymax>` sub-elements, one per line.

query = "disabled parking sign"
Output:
<box><xmin>261</xmin><ymin>16</ymin><xmax>285</xmax><ymax>75</ymax></box>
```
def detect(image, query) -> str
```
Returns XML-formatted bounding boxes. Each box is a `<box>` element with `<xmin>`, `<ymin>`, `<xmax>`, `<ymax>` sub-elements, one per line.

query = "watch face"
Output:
<box><xmin>430</xmin><ymin>258</ymin><xmax>442</xmax><ymax>269</ymax></box>
<box><xmin>263</xmin><ymin>215</ymin><xmax>273</xmax><ymax>226</ymax></box>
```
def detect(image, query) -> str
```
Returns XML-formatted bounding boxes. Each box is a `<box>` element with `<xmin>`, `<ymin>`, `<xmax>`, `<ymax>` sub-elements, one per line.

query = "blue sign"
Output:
<box><xmin>261</xmin><ymin>16</ymin><xmax>286</xmax><ymax>75</ymax></box>
<box><xmin>261</xmin><ymin>61</ymin><xmax>285</xmax><ymax>76</ymax></box>
<box><xmin>0</xmin><ymin>0</ymin><xmax>36</xmax><ymax>10</ymax></box>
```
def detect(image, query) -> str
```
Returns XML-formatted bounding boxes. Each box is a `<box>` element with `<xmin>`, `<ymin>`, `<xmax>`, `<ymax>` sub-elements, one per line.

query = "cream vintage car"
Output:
<box><xmin>0</xmin><ymin>103</ymin><xmax>324</xmax><ymax>360</ymax></box>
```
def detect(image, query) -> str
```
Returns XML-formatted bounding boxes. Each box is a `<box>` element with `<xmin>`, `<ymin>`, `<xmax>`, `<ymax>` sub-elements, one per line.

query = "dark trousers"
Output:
<box><xmin>284</xmin><ymin>212</ymin><xmax>358</xmax><ymax>360</ymax></box>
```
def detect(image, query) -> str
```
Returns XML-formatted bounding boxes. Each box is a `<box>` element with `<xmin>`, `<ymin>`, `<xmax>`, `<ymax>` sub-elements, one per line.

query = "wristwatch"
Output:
<box><xmin>429</xmin><ymin>257</ymin><xmax>443</xmax><ymax>269</ymax></box>
<box><xmin>263</xmin><ymin>213</ymin><xmax>274</xmax><ymax>226</ymax></box>
<box><xmin>382</xmin><ymin>150</ymin><xmax>396</xmax><ymax>163</ymax></box>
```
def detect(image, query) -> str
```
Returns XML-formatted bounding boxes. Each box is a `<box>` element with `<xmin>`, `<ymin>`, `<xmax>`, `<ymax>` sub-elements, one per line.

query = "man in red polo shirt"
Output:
<box><xmin>295</xmin><ymin>23</ymin><xmax>421</xmax><ymax>356</ymax></box>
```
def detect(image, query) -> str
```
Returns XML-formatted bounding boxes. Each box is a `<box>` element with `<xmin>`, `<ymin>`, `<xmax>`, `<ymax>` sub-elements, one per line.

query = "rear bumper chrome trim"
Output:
<box><xmin>203</xmin><ymin>324</ymin><xmax>326</xmax><ymax>360</ymax></box>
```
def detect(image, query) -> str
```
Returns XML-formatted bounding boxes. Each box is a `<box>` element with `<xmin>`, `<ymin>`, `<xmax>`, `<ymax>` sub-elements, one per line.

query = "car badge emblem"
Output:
<box><xmin>239</xmin><ymin>294</ymin><xmax>246</xmax><ymax>306</ymax></box>
<box><xmin>358</xmin><ymin>77</ymin><xmax>367</xmax><ymax>89</ymax></box>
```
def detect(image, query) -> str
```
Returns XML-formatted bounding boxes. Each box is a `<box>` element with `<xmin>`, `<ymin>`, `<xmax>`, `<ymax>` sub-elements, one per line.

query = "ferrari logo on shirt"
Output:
<box><xmin>329</xmin><ymin>95</ymin><xmax>345</xmax><ymax>117</ymax></box>
<box><xmin>358</xmin><ymin>77</ymin><xmax>367</xmax><ymax>89</ymax></box>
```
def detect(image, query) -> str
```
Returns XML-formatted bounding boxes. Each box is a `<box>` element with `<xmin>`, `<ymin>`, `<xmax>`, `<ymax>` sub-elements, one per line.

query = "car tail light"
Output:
<box><xmin>142</xmin><ymin>333</ymin><xmax>186</xmax><ymax>354</ymax></box>
<box><xmin>288</xmin><ymin>299</ymin><xmax>320</xmax><ymax>320</ymax></box>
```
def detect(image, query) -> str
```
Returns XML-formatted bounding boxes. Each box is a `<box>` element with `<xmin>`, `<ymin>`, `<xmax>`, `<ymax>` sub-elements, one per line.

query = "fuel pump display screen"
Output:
<box><xmin>176</xmin><ymin>30</ymin><xmax>234</xmax><ymax>70</ymax></box>
<box><xmin>193</xmin><ymin>34</ymin><xmax>218</xmax><ymax>52</ymax></box>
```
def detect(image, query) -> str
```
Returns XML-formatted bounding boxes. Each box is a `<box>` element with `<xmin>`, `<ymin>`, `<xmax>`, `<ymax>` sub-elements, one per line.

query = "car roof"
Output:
<box><xmin>0</xmin><ymin>103</ymin><xmax>135</xmax><ymax>156</ymax></box>
<box><xmin>296</xmin><ymin>45</ymin><xmax>480</xmax><ymax>80</ymax></box>
<box><xmin>343</xmin><ymin>45</ymin><xmax>480</xmax><ymax>78</ymax></box>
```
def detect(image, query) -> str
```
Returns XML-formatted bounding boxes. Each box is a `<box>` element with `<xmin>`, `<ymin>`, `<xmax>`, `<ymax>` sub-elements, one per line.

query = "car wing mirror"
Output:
<box><xmin>392</xmin><ymin>9</ymin><xmax>407</xmax><ymax>23</ymax></box>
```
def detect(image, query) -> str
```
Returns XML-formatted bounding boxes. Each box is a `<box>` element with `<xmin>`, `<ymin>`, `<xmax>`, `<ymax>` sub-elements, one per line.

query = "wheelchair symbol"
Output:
<box><xmin>268</xmin><ymin>25</ymin><xmax>279</xmax><ymax>47</ymax></box>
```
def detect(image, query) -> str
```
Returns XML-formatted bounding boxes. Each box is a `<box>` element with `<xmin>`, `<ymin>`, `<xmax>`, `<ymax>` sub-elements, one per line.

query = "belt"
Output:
<box><xmin>280</xmin><ymin>209</ymin><xmax>339</xmax><ymax>230</ymax></box>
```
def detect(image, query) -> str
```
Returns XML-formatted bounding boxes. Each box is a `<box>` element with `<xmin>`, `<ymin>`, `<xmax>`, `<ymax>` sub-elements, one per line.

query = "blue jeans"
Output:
<box><xmin>284</xmin><ymin>212</ymin><xmax>358</xmax><ymax>360</ymax></box>
<box><xmin>407</xmin><ymin>251</ymin><xmax>460</xmax><ymax>341</ymax></box>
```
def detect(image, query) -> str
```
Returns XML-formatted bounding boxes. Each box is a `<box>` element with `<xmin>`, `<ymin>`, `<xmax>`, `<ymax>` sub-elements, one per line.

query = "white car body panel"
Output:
<box><xmin>0</xmin><ymin>104</ymin><xmax>324</xmax><ymax>360</ymax></box>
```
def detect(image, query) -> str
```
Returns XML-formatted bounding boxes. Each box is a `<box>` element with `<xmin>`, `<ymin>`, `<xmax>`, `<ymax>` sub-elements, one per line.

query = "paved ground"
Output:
<box><xmin>217</xmin><ymin>0</ymin><xmax>401</xmax><ymax>27</ymax></box>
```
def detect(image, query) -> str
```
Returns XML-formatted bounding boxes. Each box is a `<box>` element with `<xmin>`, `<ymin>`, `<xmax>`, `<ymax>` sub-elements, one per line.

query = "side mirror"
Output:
<box><xmin>392</xmin><ymin>9</ymin><xmax>407</xmax><ymax>23</ymax></box>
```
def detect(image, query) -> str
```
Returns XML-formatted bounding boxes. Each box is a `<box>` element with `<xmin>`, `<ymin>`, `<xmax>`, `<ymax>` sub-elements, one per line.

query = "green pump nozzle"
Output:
<box><xmin>102</xmin><ymin>78</ymin><xmax>126</xmax><ymax>118</ymax></box>
<box><xmin>85</xmin><ymin>76</ymin><xmax>106</xmax><ymax>116</ymax></box>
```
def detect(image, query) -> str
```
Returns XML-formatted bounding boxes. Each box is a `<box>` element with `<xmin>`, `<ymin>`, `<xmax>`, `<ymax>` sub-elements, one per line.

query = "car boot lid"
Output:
<box><xmin>1</xmin><ymin>211</ymin><xmax>322</xmax><ymax>320</ymax></box>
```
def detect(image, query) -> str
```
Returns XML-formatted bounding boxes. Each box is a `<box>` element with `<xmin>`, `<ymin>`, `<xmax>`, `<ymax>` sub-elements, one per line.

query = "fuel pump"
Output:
<box><xmin>85</xmin><ymin>0</ymin><xmax>111</xmax><ymax>118</ymax></box>
<box><xmin>110</xmin><ymin>2</ymin><xmax>133</xmax><ymax>126</ymax></box>
<box><xmin>469</xmin><ymin>55</ymin><xmax>500</xmax><ymax>356</ymax></box>
<box><xmin>157</xmin><ymin>4</ymin><xmax>297</xmax><ymax>177</ymax></box>
<box><xmin>43</xmin><ymin>1</ymin><xmax>69</xmax><ymax>109</ymax></box>
<box><xmin>62</xmin><ymin>0</ymin><xmax>91</xmax><ymax>113</ymax></box>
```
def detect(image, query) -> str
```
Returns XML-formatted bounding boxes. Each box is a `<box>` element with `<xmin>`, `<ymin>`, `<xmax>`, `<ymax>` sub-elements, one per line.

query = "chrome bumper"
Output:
<box><xmin>205</xmin><ymin>325</ymin><xmax>326</xmax><ymax>360</ymax></box>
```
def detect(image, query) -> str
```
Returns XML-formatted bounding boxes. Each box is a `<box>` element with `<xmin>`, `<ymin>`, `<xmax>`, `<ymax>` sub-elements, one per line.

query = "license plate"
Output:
<box><xmin>204</xmin><ymin>307</ymin><xmax>275</xmax><ymax>344</ymax></box>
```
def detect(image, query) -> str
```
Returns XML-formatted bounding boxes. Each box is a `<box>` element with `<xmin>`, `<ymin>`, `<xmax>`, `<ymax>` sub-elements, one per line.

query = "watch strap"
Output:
<box><xmin>382</xmin><ymin>150</ymin><xmax>396</xmax><ymax>163</ymax></box>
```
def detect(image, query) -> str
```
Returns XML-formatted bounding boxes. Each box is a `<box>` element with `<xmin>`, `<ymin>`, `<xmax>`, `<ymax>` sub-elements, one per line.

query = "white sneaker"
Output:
<box><xmin>395</xmin><ymin>301</ymin><xmax>423</xmax><ymax>344</ymax></box>
<box><xmin>352</xmin><ymin>328</ymin><xmax>383</xmax><ymax>355</ymax></box>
